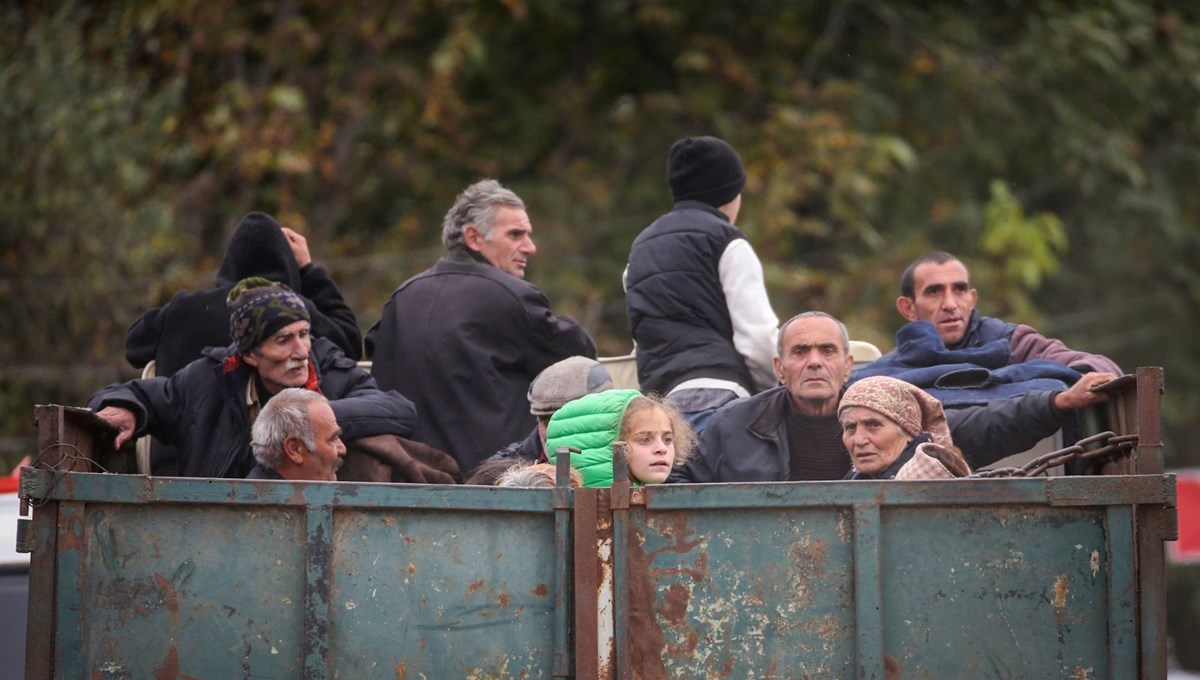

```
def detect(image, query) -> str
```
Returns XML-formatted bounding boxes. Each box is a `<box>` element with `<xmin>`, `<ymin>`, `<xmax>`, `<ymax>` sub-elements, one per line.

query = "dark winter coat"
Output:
<box><xmin>125</xmin><ymin>212</ymin><xmax>362</xmax><ymax>378</ymax></box>
<box><xmin>90</xmin><ymin>338</ymin><xmax>415</xmax><ymax>479</ymax></box>
<box><xmin>670</xmin><ymin>384</ymin><xmax>1066</xmax><ymax>482</ymax></box>
<box><xmin>365</xmin><ymin>252</ymin><xmax>596</xmax><ymax>472</ymax></box>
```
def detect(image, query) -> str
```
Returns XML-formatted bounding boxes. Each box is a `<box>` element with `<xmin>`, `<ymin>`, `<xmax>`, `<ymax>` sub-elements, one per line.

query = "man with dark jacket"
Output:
<box><xmin>671</xmin><ymin>311</ymin><xmax>1114</xmax><ymax>483</ymax></box>
<box><xmin>91</xmin><ymin>279</ymin><xmax>416</xmax><ymax>479</ymax></box>
<box><xmin>124</xmin><ymin>211</ymin><xmax>362</xmax><ymax>378</ymax></box>
<box><xmin>625</xmin><ymin>136</ymin><xmax>779</xmax><ymax>431</ymax></box>
<box><xmin>365</xmin><ymin>179</ymin><xmax>597</xmax><ymax>473</ymax></box>
<box><xmin>885</xmin><ymin>250</ymin><xmax>1121</xmax><ymax>375</ymax></box>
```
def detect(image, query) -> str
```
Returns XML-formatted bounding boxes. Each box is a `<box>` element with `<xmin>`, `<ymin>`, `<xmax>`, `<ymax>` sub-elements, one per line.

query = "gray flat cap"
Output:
<box><xmin>528</xmin><ymin>356</ymin><xmax>614</xmax><ymax>416</ymax></box>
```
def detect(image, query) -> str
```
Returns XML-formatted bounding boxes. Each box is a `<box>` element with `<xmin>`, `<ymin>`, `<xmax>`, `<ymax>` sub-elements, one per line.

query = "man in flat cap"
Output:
<box><xmin>625</xmin><ymin>135</ymin><xmax>780</xmax><ymax>431</ymax></box>
<box><xmin>90</xmin><ymin>277</ymin><xmax>420</xmax><ymax>479</ymax></box>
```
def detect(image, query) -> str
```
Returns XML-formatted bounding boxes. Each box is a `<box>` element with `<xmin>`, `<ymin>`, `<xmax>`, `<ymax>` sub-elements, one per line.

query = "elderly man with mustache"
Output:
<box><xmin>90</xmin><ymin>277</ymin><xmax>417</xmax><ymax>479</ymax></box>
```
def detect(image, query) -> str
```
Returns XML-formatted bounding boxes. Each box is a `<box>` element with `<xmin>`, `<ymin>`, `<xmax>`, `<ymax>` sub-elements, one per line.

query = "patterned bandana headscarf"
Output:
<box><xmin>838</xmin><ymin>376</ymin><xmax>953</xmax><ymax>447</ymax></box>
<box><xmin>227</xmin><ymin>277</ymin><xmax>310</xmax><ymax>354</ymax></box>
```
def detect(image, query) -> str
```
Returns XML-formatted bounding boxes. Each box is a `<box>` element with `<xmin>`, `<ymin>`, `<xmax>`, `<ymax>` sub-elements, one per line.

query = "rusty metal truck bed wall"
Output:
<box><xmin>614</xmin><ymin>477</ymin><xmax>1174</xmax><ymax>680</ymax></box>
<box><xmin>22</xmin><ymin>471</ymin><xmax>1174</xmax><ymax>680</ymax></box>
<box><xmin>22</xmin><ymin>473</ymin><xmax>566</xmax><ymax>679</ymax></box>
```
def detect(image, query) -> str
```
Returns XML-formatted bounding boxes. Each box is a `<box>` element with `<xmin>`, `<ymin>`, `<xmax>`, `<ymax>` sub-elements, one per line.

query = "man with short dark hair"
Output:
<box><xmin>248</xmin><ymin>388</ymin><xmax>346</xmax><ymax>481</ymax></box>
<box><xmin>891</xmin><ymin>251</ymin><xmax>1121</xmax><ymax>374</ymax></box>
<box><xmin>672</xmin><ymin>311</ymin><xmax>1112</xmax><ymax>482</ymax></box>
<box><xmin>366</xmin><ymin>179</ymin><xmax>597</xmax><ymax>472</ymax></box>
<box><xmin>91</xmin><ymin>278</ymin><xmax>417</xmax><ymax>478</ymax></box>
<box><xmin>625</xmin><ymin>136</ymin><xmax>779</xmax><ymax>431</ymax></box>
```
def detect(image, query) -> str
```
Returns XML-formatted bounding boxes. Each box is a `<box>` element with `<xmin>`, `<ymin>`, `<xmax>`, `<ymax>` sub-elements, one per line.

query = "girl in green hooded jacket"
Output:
<box><xmin>544</xmin><ymin>388</ymin><xmax>695</xmax><ymax>488</ymax></box>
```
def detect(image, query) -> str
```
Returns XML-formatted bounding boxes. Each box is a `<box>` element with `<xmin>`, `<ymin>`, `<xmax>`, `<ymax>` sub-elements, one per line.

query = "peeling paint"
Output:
<box><xmin>1053</xmin><ymin>575</ymin><xmax>1069</xmax><ymax>610</ymax></box>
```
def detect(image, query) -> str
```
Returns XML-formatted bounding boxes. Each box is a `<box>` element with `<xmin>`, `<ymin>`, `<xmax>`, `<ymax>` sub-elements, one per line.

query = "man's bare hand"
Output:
<box><xmin>1054</xmin><ymin>372</ymin><xmax>1118</xmax><ymax>412</ymax></box>
<box><xmin>281</xmin><ymin>227</ymin><xmax>312</xmax><ymax>268</ymax></box>
<box><xmin>95</xmin><ymin>406</ymin><xmax>137</xmax><ymax>449</ymax></box>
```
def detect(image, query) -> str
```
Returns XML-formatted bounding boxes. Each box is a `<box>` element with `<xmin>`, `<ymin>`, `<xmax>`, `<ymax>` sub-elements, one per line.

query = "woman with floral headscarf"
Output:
<box><xmin>838</xmin><ymin>376</ymin><xmax>971</xmax><ymax>480</ymax></box>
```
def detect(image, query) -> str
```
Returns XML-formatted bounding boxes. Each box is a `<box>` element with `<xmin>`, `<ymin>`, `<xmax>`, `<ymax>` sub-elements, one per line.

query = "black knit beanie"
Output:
<box><xmin>227</xmin><ymin>277</ymin><xmax>310</xmax><ymax>353</ymax></box>
<box><xmin>666</xmin><ymin>136</ymin><xmax>746</xmax><ymax>208</ymax></box>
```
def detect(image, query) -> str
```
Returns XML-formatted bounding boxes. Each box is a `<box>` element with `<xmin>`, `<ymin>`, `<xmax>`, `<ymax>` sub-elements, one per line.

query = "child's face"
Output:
<box><xmin>623</xmin><ymin>407</ymin><xmax>675</xmax><ymax>484</ymax></box>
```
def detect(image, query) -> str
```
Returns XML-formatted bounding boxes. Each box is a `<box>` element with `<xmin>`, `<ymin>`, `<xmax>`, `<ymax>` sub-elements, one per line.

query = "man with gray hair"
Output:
<box><xmin>248</xmin><ymin>388</ymin><xmax>347</xmax><ymax>481</ymax></box>
<box><xmin>366</xmin><ymin>179</ymin><xmax>597</xmax><ymax>473</ymax></box>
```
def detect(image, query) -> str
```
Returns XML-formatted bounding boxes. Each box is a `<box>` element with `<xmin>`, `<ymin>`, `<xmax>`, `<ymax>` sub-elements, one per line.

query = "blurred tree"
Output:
<box><xmin>2</xmin><ymin>0</ymin><xmax>1199</xmax><ymax>664</ymax></box>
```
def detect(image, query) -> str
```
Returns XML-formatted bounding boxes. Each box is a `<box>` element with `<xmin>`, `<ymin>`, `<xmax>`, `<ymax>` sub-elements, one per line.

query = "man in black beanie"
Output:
<box><xmin>89</xmin><ymin>278</ymin><xmax>421</xmax><ymax>479</ymax></box>
<box><xmin>625</xmin><ymin>135</ymin><xmax>780</xmax><ymax>431</ymax></box>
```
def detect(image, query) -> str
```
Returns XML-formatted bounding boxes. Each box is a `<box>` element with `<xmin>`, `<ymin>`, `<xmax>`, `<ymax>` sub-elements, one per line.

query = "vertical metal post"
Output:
<box><xmin>609</xmin><ymin>443</ymin><xmax>631</xmax><ymax>680</ymax></box>
<box><xmin>1105</xmin><ymin>507</ymin><xmax>1137</xmax><ymax>679</ymax></box>
<box><xmin>22</xmin><ymin>468</ymin><xmax>57</xmax><ymax>680</ymax></box>
<box><xmin>52</xmin><ymin>501</ymin><xmax>87</xmax><ymax>680</ymax></box>
<box><xmin>553</xmin><ymin>448</ymin><xmax>576</xmax><ymax>678</ymax></box>
<box><xmin>853</xmin><ymin>503</ymin><xmax>883</xmax><ymax>680</ymax></box>
<box><xmin>302</xmin><ymin>504</ymin><xmax>333</xmax><ymax>679</ymax></box>
<box><xmin>1134</xmin><ymin>367</ymin><xmax>1168</xmax><ymax>679</ymax></box>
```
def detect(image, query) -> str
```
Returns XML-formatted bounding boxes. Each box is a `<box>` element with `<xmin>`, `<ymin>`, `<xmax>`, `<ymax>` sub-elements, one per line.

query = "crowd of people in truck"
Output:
<box><xmin>87</xmin><ymin>136</ymin><xmax>1121</xmax><ymax>488</ymax></box>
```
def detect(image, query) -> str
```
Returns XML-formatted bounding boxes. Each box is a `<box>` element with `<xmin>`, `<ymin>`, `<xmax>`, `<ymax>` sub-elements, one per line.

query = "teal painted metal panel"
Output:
<box><xmin>25</xmin><ymin>471</ymin><xmax>563</xmax><ymax>679</ymax></box>
<box><xmin>878</xmin><ymin>505</ymin><xmax>1113</xmax><ymax>678</ymax></box>
<box><xmin>21</xmin><ymin>469</ymin><xmax>1173</xmax><ymax>679</ymax></box>
<box><xmin>621</xmin><ymin>506</ymin><xmax>858</xmax><ymax>678</ymax></box>
<box><xmin>67</xmin><ymin>502</ymin><xmax>307</xmax><ymax>678</ymax></box>
<box><xmin>328</xmin><ymin>508</ymin><xmax>558</xmax><ymax>678</ymax></box>
<box><xmin>617</xmin><ymin>480</ymin><xmax>1171</xmax><ymax>680</ymax></box>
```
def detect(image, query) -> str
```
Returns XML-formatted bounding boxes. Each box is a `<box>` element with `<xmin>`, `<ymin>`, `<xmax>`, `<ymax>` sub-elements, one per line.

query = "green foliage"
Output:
<box><xmin>3</xmin><ymin>2</ymin><xmax>1200</xmax><ymax>663</ymax></box>
<box><xmin>979</xmin><ymin>179</ymin><xmax>1067</xmax><ymax>321</ymax></box>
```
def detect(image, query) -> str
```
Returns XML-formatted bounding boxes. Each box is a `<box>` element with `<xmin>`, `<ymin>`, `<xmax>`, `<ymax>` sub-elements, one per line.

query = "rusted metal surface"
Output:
<box><xmin>22</xmin><ymin>471</ymin><xmax>565</xmax><ymax>679</ymax></box>
<box><xmin>34</xmin><ymin>405</ymin><xmax>135</xmax><ymax>475</ymax></box>
<box><xmin>616</xmin><ymin>480</ymin><xmax>1171</xmax><ymax>679</ymax></box>
<box><xmin>573</xmin><ymin>487</ymin><xmax>612</xmax><ymax>680</ymax></box>
<box><xmin>19</xmin><ymin>367</ymin><xmax>1174</xmax><ymax>678</ymax></box>
<box><xmin>975</xmin><ymin>431</ymin><xmax>1138</xmax><ymax>478</ymax></box>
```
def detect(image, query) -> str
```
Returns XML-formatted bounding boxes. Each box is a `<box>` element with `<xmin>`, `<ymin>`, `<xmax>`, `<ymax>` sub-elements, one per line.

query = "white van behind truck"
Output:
<box><xmin>1</xmin><ymin>481</ymin><xmax>28</xmax><ymax>680</ymax></box>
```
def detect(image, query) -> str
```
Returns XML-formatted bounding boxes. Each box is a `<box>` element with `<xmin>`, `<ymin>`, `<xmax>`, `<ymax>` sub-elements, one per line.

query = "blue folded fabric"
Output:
<box><xmin>849</xmin><ymin>320</ymin><xmax>1081</xmax><ymax>406</ymax></box>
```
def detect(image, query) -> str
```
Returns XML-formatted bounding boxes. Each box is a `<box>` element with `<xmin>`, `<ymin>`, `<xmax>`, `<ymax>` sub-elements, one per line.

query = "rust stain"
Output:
<box><xmin>466</xmin><ymin>579</ymin><xmax>485</xmax><ymax>595</ymax></box>
<box><xmin>155</xmin><ymin>573</ymin><xmax>181</xmax><ymax>615</ymax></box>
<box><xmin>1090</xmin><ymin>550</ymin><xmax>1100</xmax><ymax>579</ymax></box>
<box><xmin>383</xmin><ymin>517</ymin><xmax>396</xmax><ymax>526</ymax></box>
<box><xmin>497</xmin><ymin>592</ymin><xmax>511</xmax><ymax>610</ymax></box>
<box><xmin>884</xmin><ymin>654</ymin><xmax>901</xmax><ymax>680</ymax></box>
<box><xmin>657</xmin><ymin>583</ymin><xmax>691</xmax><ymax>625</ymax></box>
<box><xmin>394</xmin><ymin>661</ymin><xmax>406</xmax><ymax>679</ymax></box>
<box><xmin>665</xmin><ymin>629</ymin><xmax>699</xmax><ymax>657</ymax></box>
<box><xmin>153</xmin><ymin>646</ymin><xmax>180</xmax><ymax>680</ymax></box>
<box><xmin>406</xmin><ymin>563</ymin><xmax>416</xmax><ymax>576</ymax></box>
<box><xmin>532</xmin><ymin>583</ymin><xmax>549</xmax><ymax>597</ymax></box>
<box><xmin>59</xmin><ymin>512</ymin><xmax>86</xmax><ymax>551</ymax></box>
<box><xmin>1053</xmin><ymin>575</ymin><xmax>1069</xmax><ymax>610</ymax></box>
<box><xmin>626</xmin><ymin>512</ymin><xmax>707</xmax><ymax>680</ymax></box>
<box><xmin>1071</xmin><ymin>666</ymin><xmax>1094</xmax><ymax>680</ymax></box>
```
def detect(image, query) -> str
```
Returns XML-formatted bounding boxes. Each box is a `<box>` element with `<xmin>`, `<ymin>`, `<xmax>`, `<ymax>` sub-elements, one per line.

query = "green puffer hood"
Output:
<box><xmin>545</xmin><ymin>389</ymin><xmax>641</xmax><ymax>488</ymax></box>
